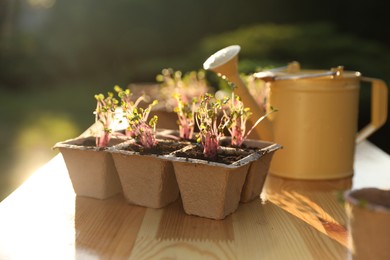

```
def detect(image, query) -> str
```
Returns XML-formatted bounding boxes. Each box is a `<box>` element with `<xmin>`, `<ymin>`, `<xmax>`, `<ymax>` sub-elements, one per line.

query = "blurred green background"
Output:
<box><xmin>1</xmin><ymin>0</ymin><xmax>390</xmax><ymax>201</ymax></box>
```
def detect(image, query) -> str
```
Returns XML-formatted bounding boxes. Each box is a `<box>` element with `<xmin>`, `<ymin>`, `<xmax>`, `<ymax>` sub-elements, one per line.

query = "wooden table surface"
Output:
<box><xmin>0</xmin><ymin>140</ymin><xmax>389</xmax><ymax>260</ymax></box>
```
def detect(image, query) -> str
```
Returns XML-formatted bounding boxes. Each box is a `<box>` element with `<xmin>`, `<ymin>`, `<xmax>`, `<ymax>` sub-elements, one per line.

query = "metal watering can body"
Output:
<box><xmin>204</xmin><ymin>45</ymin><xmax>388</xmax><ymax>180</ymax></box>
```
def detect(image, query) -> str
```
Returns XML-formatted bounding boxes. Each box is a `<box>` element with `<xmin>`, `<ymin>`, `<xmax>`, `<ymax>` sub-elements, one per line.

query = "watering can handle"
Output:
<box><xmin>356</xmin><ymin>77</ymin><xmax>388</xmax><ymax>143</ymax></box>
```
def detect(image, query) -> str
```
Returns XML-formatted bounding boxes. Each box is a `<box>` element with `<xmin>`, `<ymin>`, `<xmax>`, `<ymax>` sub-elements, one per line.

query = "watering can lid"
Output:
<box><xmin>253</xmin><ymin>64</ymin><xmax>361</xmax><ymax>82</ymax></box>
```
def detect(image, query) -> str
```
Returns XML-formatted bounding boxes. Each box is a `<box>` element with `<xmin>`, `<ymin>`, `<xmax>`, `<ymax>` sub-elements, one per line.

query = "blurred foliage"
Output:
<box><xmin>1</xmin><ymin>0</ymin><xmax>390</xmax><ymax>89</ymax></box>
<box><xmin>196</xmin><ymin>23</ymin><xmax>390</xmax><ymax>80</ymax></box>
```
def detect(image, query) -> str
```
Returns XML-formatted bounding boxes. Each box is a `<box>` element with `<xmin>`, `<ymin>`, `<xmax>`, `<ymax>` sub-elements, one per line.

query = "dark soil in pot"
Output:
<box><xmin>348</xmin><ymin>188</ymin><xmax>390</xmax><ymax>208</ymax></box>
<box><xmin>219</xmin><ymin>139</ymin><xmax>264</xmax><ymax>152</ymax></box>
<box><xmin>174</xmin><ymin>145</ymin><xmax>251</xmax><ymax>165</ymax></box>
<box><xmin>80</xmin><ymin>138</ymin><xmax>96</xmax><ymax>147</ymax></box>
<box><xmin>122</xmin><ymin>139</ymin><xmax>189</xmax><ymax>155</ymax></box>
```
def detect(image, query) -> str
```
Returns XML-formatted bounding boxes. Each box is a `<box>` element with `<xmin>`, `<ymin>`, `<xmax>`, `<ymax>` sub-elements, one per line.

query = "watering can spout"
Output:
<box><xmin>203</xmin><ymin>45</ymin><xmax>274</xmax><ymax>141</ymax></box>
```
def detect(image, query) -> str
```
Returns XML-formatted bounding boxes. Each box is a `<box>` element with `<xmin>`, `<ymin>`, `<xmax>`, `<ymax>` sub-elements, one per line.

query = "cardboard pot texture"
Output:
<box><xmin>173</xmin><ymin>161</ymin><xmax>250</xmax><ymax>220</ymax></box>
<box><xmin>241</xmin><ymin>151</ymin><xmax>275</xmax><ymax>203</ymax></box>
<box><xmin>59</xmin><ymin>147</ymin><xmax>122</xmax><ymax>200</ymax></box>
<box><xmin>220</xmin><ymin>137</ymin><xmax>281</xmax><ymax>203</ymax></box>
<box><xmin>345</xmin><ymin>188</ymin><xmax>390</xmax><ymax>260</ymax></box>
<box><xmin>112</xmin><ymin>153</ymin><xmax>179</xmax><ymax>208</ymax></box>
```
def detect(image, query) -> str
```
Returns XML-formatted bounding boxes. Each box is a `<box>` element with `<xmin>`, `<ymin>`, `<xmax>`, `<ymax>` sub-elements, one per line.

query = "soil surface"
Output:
<box><xmin>175</xmin><ymin>144</ymin><xmax>251</xmax><ymax>165</ymax></box>
<box><xmin>124</xmin><ymin>140</ymin><xmax>188</xmax><ymax>155</ymax></box>
<box><xmin>219</xmin><ymin>139</ymin><xmax>261</xmax><ymax>151</ymax></box>
<box><xmin>82</xmin><ymin>138</ymin><xmax>96</xmax><ymax>147</ymax></box>
<box><xmin>351</xmin><ymin>188</ymin><xmax>390</xmax><ymax>208</ymax></box>
<box><xmin>81</xmin><ymin>137</ymin><xmax>254</xmax><ymax>165</ymax></box>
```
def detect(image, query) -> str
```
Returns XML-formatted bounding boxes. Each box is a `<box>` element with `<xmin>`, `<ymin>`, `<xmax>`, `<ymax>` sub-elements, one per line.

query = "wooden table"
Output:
<box><xmin>0</xmin><ymin>140</ymin><xmax>389</xmax><ymax>260</ymax></box>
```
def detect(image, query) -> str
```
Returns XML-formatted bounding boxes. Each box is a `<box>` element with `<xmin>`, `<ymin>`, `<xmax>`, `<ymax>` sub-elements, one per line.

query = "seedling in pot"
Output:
<box><xmin>94</xmin><ymin>92</ymin><xmax>119</xmax><ymax>147</ymax></box>
<box><xmin>224</xmin><ymin>91</ymin><xmax>277</xmax><ymax>148</ymax></box>
<box><xmin>115</xmin><ymin>85</ymin><xmax>159</xmax><ymax>148</ymax></box>
<box><xmin>173</xmin><ymin>93</ymin><xmax>197</xmax><ymax>140</ymax></box>
<box><xmin>195</xmin><ymin>93</ymin><xmax>229</xmax><ymax>159</ymax></box>
<box><xmin>127</xmin><ymin>105</ymin><xmax>158</xmax><ymax>149</ymax></box>
<box><xmin>114</xmin><ymin>85</ymin><xmax>145</xmax><ymax>136</ymax></box>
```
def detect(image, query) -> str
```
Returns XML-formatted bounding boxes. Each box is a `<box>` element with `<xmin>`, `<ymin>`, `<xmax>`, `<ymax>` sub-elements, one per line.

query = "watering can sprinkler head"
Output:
<box><xmin>203</xmin><ymin>45</ymin><xmax>243</xmax><ymax>91</ymax></box>
<box><xmin>203</xmin><ymin>45</ymin><xmax>241</xmax><ymax>77</ymax></box>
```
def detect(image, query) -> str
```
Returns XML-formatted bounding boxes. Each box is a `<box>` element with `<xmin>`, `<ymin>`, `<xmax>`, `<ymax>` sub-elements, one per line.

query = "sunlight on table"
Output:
<box><xmin>0</xmin><ymin>156</ymin><xmax>76</xmax><ymax>260</ymax></box>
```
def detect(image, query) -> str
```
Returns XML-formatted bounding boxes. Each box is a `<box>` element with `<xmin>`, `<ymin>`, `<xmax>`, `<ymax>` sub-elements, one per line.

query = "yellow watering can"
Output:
<box><xmin>203</xmin><ymin>45</ymin><xmax>388</xmax><ymax>180</ymax></box>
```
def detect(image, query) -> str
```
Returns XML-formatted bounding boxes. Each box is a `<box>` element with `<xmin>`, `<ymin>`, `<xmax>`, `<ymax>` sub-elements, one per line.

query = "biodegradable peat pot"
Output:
<box><xmin>110</xmin><ymin>139</ymin><xmax>187</xmax><ymax>208</ymax></box>
<box><xmin>239</xmin><ymin>140</ymin><xmax>282</xmax><ymax>203</ymax></box>
<box><xmin>344</xmin><ymin>188</ymin><xmax>390</xmax><ymax>260</ymax></box>
<box><xmin>220</xmin><ymin>137</ymin><xmax>282</xmax><ymax>203</ymax></box>
<box><xmin>53</xmin><ymin>136</ymin><xmax>123</xmax><ymax>200</ymax></box>
<box><xmin>172</xmin><ymin>145</ymin><xmax>260</xmax><ymax>220</ymax></box>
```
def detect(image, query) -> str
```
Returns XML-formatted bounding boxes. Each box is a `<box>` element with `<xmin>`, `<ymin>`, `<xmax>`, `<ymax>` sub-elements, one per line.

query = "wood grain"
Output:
<box><xmin>156</xmin><ymin>199</ymin><xmax>235</xmax><ymax>241</ymax></box>
<box><xmin>130</xmin><ymin>193</ymin><xmax>348</xmax><ymax>259</ymax></box>
<box><xmin>130</xmin><ymin>206</ymin><xmax>237</xmax><ymax>259</ymax></box>
<box><xmin>232</xmin><ymin>200</ymin><xmax>344</xmax><ymax>260</ymax></box>
<box><xmin>75</xmin><ymin>195</ymin><xmax>146</xmax><ymax>258</ymax></box>
<box><xmin>265</xmin><ymin>174</ymin><xmax>350</xmax><ymax>249</ymax></box>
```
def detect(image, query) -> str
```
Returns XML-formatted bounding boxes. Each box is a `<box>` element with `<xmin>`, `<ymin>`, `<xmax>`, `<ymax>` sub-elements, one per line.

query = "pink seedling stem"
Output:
<box><xmin>94</xmin><ymin>92</ymin><xmax>119</xmax><ymax>147</ymax></box>
<box><xmin>195</xmin><ymin>94</ymin><xmax>229</xmax><ymax>159</ymax></box>
<box><xmin>225</xmin><ymin>92</ymin><xmax>277</xmax><ymax>147</ymax></box>
<box><xmin>115</xmin><ymin>85</ymin><xmax>159</xmax><ymax>149</ymax></box>
<box><xmin>174</xmin><ymin>93</ymin><xmax>197</xmax><ymax>140</ymax></box>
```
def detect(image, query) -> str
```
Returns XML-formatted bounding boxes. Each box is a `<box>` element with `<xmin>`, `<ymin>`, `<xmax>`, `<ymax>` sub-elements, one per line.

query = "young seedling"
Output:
<box><xmin>114</xmin><ymin>85</ymin><xmax>160</xmax><ymax>149</ymax></box>
<box><xmin>173</xmin><ymin>93</ymin><xmax>197</xmax><ymax>140</ymax></box>
<box><xmin>224</xmin><ymin>92</ymin><xmax>277</xmax><ymax>147</ymax></box>
<box><xmin>114</xmin><ymin>85</ymin><xmax>145</xmax><ymax>137</ymax></box>
<box><xmin>195</xmin><ymin>93</ymin><xmax>229</xmax><ymax>159</ymax></box>
<box><xmin>94</xmin><ymin>92</ymin><xmax>119</xmax><ymax>147</ymax></box>
<box><xmin>126</xmin><ymin>100</ymin><xmax>159</xmax><ymax>149</ymax></box>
